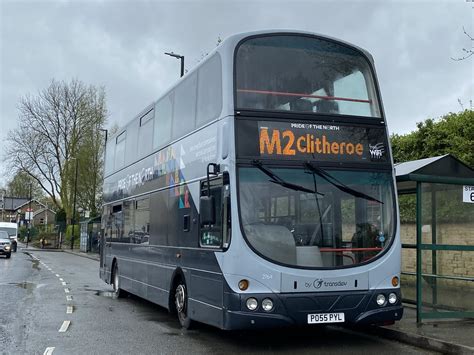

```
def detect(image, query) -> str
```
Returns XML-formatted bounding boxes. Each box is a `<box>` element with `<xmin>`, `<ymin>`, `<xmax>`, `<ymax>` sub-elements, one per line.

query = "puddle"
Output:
<box><xmin>31</xmin><ymin>260</ymin><xmax>41</xmax><ymax>270</ymax></box>
<box><xmin>10</xmin><ymin>281</ymin><xmax>36</xmax><ymax>292</ymax></box>
<box><xmin>94</xmin><ymin>290</ymin><xmax>115</xmax><ymax>298</ymax></box>
<box><xmin>23</xmin><ymin>252</ymin><xmax>41</xmax><ymax>270</ymax></box>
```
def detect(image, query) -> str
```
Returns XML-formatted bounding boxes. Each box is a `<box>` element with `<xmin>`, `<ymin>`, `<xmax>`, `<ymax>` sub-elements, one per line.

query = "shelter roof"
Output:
<box><xmin>395</xmin><ymin>154</ymin><xmax>474</xmax><ymax>193</ymax></box>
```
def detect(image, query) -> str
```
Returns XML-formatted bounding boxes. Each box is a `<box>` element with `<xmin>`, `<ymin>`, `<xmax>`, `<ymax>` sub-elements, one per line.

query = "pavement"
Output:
<box><xmin>369</xmin><ymin>305</ymin><xmax>474</xmax><ymax>354</ymax></box>
<box><xmin>16</xmin><ymin>243</ymin><xmax>474</xmax><ymax>354</ymax></box>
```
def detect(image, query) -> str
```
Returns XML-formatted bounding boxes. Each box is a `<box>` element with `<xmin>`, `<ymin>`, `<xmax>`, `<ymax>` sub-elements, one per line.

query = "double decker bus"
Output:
<box><xmin>100</xmin><ymin>30</ymin><xmax>402</xmax><ymax>329</ymax></box>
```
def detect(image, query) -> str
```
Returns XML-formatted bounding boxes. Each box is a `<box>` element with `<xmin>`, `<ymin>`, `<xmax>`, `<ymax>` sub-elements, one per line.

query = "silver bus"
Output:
<box><xmin>100</xmin><ymin>30</ymin><xmax>402</xmax><ymax>329</ymax></box>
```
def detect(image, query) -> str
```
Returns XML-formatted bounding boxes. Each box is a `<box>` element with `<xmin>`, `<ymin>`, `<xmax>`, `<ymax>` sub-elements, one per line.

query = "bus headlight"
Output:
<box><xmin>376</xmin><ymin>294</ymin><xmax>386</xmax><ymax>307</ymax></box>
<box><xmin>388</xmin><ymin>293</ymin><xmax>397</xmax><ymax>304</ymax></box>
<box><xmin>246</xmin><ymin>298</ymin><xmax>258</xmax><ymax>311</ymax></box>
<box><xmin>5</xmin><ymin>246</ymin><xmax>10</xmax><ymax>251</ymax></box>
<box><xmin>262</xmin><ymin>298</ymin><xmax>274</xmax><ymax>312</ymax></box>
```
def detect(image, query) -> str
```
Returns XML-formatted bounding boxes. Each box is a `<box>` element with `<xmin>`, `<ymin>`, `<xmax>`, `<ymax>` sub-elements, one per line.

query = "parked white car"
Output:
<box><xmin>0</xmin><ymin>222</ymin><xmax>18</xmax><ymax>252</ymax></box>
<box><xmin>0</xmin><ymin>230</ymin><xmax>12</xmax><ymax>258</ymax></box>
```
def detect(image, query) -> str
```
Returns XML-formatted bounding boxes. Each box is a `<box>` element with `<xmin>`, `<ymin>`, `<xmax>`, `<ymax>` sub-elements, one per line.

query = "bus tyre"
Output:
<box><xmin>112</xmin><ymin>263</ymin><xmax>123</xmax><ymax>299</ymax></box>
<box><xmin>175</xmin><ymin>281</ymin><xmax>192</xmax><ymax>329</ymax></box>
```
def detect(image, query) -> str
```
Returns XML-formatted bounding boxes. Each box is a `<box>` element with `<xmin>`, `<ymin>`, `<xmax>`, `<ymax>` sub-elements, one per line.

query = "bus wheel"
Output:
<box><xmin>112</xmin><ymin>263</ymin><xmax>123</xmax><ymax>299</ymax></box>
<box><xmin>175</xmin><ymin>281</ymin><xmax>192</xmax><ymax>329</ymax></box>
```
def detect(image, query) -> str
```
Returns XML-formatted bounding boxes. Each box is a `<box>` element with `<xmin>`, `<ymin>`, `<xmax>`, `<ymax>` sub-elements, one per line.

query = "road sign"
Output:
<box><xmin>463</xmin><ymin>185</ymin><xmax>474</xmax><ymax>203</ymax></box>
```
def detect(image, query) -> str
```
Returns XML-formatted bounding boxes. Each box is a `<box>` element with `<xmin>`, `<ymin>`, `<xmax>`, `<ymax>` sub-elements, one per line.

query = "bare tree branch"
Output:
<box><xmin>4</xmin><ymin>79</ymin><xmax>107</xmax><ymax>221</ymax></box>
<box><xmin>451</xmin><ymin>26</ymin><xmax>474</xmax><ymax>61</ymax></box>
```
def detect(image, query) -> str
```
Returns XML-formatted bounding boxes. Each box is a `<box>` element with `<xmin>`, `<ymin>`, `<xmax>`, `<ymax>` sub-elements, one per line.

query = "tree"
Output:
<box><xmin>391</xmin><ymin>110</ymin><xmax>474</xmax><ymax>223</ymax></box>
<box><xmin>5</xmin><ymin>79</ymin><xmax>107</xmax><ymax>222</ymax></box>
<box><xmin>391</xmin><ymin>110</ymin><xmax>474</xmax><ymax>168</ymax></box>
<box><xmin>76</xmin><ymin>120</ymin><xmax>106</xmax><ymax>217</ymax></box>
<box><xmin>451</xmin><ymin>27</ymin><xmax>474</xmax><ymax>61</ymax></box>
<box><xmin>6</xmin><ymin>171</ymin><xmax>43</xmax><ymax>199</ymax></box>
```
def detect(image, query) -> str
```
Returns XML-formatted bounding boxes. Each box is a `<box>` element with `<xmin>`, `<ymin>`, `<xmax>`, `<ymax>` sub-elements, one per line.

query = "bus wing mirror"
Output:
<box><xmin>200</xmin><ymin>196</ymin><xmax>215</xmax><ymax>226</ymax></box>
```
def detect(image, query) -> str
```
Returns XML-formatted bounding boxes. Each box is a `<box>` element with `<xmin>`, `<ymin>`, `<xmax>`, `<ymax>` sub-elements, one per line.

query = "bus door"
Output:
<box><xmin>193</xmin><ymin>170</ymin><xmax>230</xmax><ymax>328</ymax></box>
<box><xmin>199</xmin><ymin>171</ymin><xmax>231</xmax><ymax>249</ymax></box>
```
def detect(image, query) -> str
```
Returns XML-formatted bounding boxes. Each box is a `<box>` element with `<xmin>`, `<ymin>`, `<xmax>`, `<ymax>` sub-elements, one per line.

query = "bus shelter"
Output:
<box><xmin>79</xmin><ymin>216</ymin><xmax>101</xmax><ymax>253</ymax></box>
<box><xmin>395</xmin><ymin>154</ymin><xmax>474</xmax><ymax>322</ymax></box>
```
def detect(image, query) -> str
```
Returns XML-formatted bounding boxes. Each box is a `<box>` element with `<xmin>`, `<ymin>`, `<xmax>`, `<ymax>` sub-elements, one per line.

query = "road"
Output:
<box><xmin>0</xmin><ymin>248</ymin><xmax>434</xmax><ymax>355</ymax></box>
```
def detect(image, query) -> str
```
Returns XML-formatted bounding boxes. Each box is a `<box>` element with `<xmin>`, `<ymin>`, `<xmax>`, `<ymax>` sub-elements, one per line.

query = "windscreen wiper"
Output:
<box><xmin>304</xmin><ymin>162</ymin><xmax>383</xmax><ymax>204</ymax></box>
<box><xmin>252</xmin><ymin>160</ymin><xmax>323</xmax><ymax>195</ymax></box>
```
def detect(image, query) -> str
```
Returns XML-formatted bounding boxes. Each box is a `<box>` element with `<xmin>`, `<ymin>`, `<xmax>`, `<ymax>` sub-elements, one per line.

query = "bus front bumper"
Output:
<box><xmin>222</xmin><ymin>288</ymin><xmax>403</xmax><ymax>330</ymax></box>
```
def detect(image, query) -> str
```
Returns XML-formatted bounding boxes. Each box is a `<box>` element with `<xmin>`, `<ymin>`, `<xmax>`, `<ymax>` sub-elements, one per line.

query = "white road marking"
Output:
<box><xmin>55</xmin><ymin>274</ymin><xmax>60</xmax><ymax>277</ymax></box>
<box><xmin>59</xmin><ymin>278</ymin><xmax>63</xmax><ymax>281</ymax></box>
<box><xmin>64</xmin><ymin>288</ymin><xmax>70</xmax><ymax>293</ymax></box>
<box><xmin>61</xmin><ymin>282</ymin><xmax>67</xmax><ymax>286</ymax></box>
<box><xmin>66</xmin><ymin>295</ymin><xmax>73</xmax><ymax>301</ymax></box>
<box><xmin>67</xmin><ymin>306</ymin><xmax>73</xmax><ymax>314</ymax></box>
<box><xmin>43</xmin><ymin>347</ymin><xmax>55</xmax><ymax>355</ymax></box>
<box><xmin>58</xmin><ymin>320</ymin><xmax>70</xmax><ymax>332</ymax></box>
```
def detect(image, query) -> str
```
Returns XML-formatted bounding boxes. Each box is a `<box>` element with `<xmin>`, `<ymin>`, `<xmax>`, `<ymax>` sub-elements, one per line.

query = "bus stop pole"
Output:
<box><xmin>416</xmin><ymin>182</ymin><xmax>423</xmax><ymax>323</ymax></box>
<box><xmin>431</xmin><ymin>188</ymin><xmax>438</xmax><ymax>307</ymax></box>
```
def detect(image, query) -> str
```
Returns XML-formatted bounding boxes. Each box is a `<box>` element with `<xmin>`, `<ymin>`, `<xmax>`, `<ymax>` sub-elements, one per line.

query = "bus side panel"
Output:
<box><xmin>188</xmin><ymin>269</ymin><xmax>224</xmax><ymax>328</ymax></box>
<box><xmin>147</xmin><ymin>247</ymin><xmax>176</xmax><ymax>310</ymax></box>
<box><xmin>180</xmin><ymin>248</ymin><xmax>224</xmax><ymax>328</ymax></box>
<box><xmin>130</xmin><ymin>246</ymin><xmax>148</xmax><ymax>299</ymax></box>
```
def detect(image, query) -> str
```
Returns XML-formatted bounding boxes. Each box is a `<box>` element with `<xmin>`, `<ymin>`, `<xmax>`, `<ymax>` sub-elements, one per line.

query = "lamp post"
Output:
<box><xmin>26</xmin><ymin>183</ymin><xmax>32</xmax><ymax>248</ymax></box>
<box><xmin>71</xmin><ymin>157</ymin><xmax>79</xmax><ymax>250</ymax></box>
<box><xmin>0</xmin><ymin>188</ymin><xmax>5</xmax><ymax>222</ymax></box>
<box><xmin>99</xmin><ymin>128</ymin><xmax>108</xmax><ymax>143</ymax></box>
<box><xmin>164</xmin><ymin>52</ymin><xmax>185</xmax><ymax>77</ymax></box>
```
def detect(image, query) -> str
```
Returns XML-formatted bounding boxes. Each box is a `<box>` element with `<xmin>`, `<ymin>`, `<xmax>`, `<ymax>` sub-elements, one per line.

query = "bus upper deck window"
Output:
<box><xmin>235</xmin><ymin>35</ymin><xmax>381</xmax><ymax>118</ymax></box>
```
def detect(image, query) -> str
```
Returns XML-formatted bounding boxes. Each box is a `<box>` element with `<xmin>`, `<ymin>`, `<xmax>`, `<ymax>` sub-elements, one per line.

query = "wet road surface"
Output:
<box><xmin>0</xmin><ymin>248</ymin><xmax>436</xmax><ymax>354</ymax></box>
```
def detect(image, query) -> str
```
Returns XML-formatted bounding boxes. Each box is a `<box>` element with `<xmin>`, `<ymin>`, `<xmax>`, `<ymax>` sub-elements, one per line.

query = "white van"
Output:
<box><xmin>0</xmin><ymin>222</ymin><xmax>18</xmax><ymax>252</ymax></box>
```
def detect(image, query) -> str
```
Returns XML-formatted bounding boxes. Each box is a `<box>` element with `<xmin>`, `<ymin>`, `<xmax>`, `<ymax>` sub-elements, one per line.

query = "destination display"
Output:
<box><xmin>236</xmin><ymin>120</ymin><xmax>388</xmax><ymax>163</ymax></box>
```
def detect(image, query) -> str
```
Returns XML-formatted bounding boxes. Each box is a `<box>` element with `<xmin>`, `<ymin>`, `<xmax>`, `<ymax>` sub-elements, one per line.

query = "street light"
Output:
<box><xmin>164</xmin><ymin>52</ymin><xmax>185</xmax><ymax>77</ymax></box>
<box><xmin>0</xmin><ymin>188</ymin><xmax>5</xmax><ymax>222</ymax></box>
<box><xmin>99</xmin><ymin>128</ymin><xmax>108</xmax><ymax>143</ymax></box>
<box><xmin>26</xmin><ymin>183</ymin><xmax>32</xmax><ymax>248</ymax></box>
<box><xmin>71</xmin><ymin>157</ymin><xmax>79</xmax><ymax>250</ymax></box>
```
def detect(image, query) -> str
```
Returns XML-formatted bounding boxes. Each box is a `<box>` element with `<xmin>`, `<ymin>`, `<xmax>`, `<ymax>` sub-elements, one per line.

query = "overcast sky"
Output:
<box><xmin>0</xmin><ymin>0</ymin><xmax>472</xmax><ymax>185</ymax></box>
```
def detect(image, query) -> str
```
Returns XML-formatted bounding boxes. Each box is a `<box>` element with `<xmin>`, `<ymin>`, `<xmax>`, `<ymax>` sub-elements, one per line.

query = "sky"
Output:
<box><xmin>0</xmin><ymin>0</ymin><xmax>473</xmax><ymax>185</ymax></box>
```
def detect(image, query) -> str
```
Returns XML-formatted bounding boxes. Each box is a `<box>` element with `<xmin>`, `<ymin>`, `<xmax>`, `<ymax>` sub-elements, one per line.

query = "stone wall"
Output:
<box><xmin>400</xmin><ymin>223</ymin><xmax>474</xmax><ymax>277</ymax></box>
<box><xmin>400</xmin><ymin>222</ymin><xmax>474</xmax><ymax>309</ymax></box>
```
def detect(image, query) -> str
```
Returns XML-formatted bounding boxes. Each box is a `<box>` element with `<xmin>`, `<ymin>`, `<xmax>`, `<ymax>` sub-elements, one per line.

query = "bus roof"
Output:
<box><xmin>106</xmin><ymin>30</ymin><xmax>374</xmax><ymax>143</ymax></box>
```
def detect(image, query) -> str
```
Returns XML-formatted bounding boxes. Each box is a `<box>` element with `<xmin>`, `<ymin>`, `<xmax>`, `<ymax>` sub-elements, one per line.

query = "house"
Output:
<box><xmin>0</xmin><ymin>197</ymin><xmax>29</xmax><ymax>223</ymax></box>
<box><xmin>0</xmin><ymin>197</ymin><xmax>56</xmax><ymax>226</ymax></box>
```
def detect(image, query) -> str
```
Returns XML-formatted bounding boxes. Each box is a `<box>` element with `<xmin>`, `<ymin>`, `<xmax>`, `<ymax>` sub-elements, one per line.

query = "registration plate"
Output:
<box><xmin>307</xmin><ymin>312</ymin><xmax>345</xmax><ymax>324</ymax></box>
